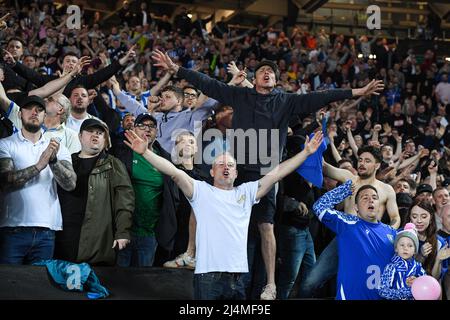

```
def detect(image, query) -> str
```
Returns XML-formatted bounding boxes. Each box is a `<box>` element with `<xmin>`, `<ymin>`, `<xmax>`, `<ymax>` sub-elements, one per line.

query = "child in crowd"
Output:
<box><xmin>378</xmin><ymin>223</ymin><xmax>426</xmax><ymax>300</ymax></box>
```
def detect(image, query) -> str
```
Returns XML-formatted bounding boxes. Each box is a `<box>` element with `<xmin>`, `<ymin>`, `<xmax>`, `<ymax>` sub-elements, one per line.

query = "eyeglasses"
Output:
<box><xmin>48</xmin><ymin>96</ymin><xmax>64</xmax><ymax>109</ymax></box>
<box><xmin>136</xmin><ymin>123</ymin><xmax>156</xmax><ymax>130</ymax></box>
<box><xmin>183</xmin><ymin>92</ymin><xmax>197</xmax><ymax>98</ymax></box>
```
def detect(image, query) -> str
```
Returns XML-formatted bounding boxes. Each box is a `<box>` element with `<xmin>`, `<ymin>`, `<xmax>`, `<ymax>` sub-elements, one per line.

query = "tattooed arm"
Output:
<box><xmin>0</xmin><ymin>158</ymin><xmax>41</xmax><ymax>192</ymax></box>
<box><xmin>49</xmin><ymin>160</ymin><xmax>77</xmax><ymax>191</ymax></box>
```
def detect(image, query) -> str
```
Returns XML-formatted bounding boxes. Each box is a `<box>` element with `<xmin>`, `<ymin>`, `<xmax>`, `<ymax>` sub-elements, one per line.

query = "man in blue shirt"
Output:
<box><xmin>312</xmin><ymin>180</ymin><xmax>397</xmax><ymax>300</ymax></box>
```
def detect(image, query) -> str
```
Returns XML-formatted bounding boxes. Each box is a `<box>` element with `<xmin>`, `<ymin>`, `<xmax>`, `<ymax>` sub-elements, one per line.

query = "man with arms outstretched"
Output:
<box><xmin>124</xmin><ymin>129</ymin><xmax>323</xmax><ymax>300</ymax></box>
<box><xmin>152</xmin><ymin>49</ymin><xmax>384</xmax><ymax>299</ymax></box>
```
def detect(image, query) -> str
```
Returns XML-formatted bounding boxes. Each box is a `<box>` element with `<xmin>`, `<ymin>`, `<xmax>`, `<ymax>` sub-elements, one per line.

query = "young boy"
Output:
<box><xmin>378</xmin><ymin>223</ymin><xmax>426</xmax><ymax>300</ymax></box>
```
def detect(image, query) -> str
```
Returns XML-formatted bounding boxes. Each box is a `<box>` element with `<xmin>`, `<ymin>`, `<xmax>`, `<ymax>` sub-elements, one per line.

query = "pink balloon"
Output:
<box><xmin>411</xmin><ymin>275</ymin><xmax>441</xmax><ymax>300</ymax></box>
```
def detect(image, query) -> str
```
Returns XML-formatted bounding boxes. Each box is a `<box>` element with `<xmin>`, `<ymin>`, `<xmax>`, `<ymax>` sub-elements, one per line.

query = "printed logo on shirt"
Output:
<box><xmin>133</xmin><ymin>160</ymin><xmax>138</xmax><ymax>164</ymax></box>
<box><xmin>386</xmin><ymin>234</ymin><xmax>394</xmax><ymax>243</ymax></box>
<box><xmin>365</xmin><ymin>229</ymin><xmax>370</xmax><ymax>235</ymax></box>
<box><xmin>237</xmin><ymin>194</ymin><xmax>246</xmax><ymax>204</ymax></box>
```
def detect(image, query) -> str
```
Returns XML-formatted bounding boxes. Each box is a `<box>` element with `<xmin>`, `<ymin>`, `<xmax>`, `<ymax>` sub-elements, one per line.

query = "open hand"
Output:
<box><xmin>151</xmin><ymin>49</ymin><xmax>179</xmax><ymax>74</ymax></box>
<box><xmin>354</xmin><ymin>79</ymin><xmax>384</xmax><ymax>96</ymax></box>
<box><xmin>124</xmin><ymin>130</ymin><xmax>148</xmax><ymax>155</ymax></box>
<box><xmin>70</xmin><ymin>56</ymin><xmax>91</xmax><ymax>77</ymax></box>
<box><xmin>304</xmin><ymin>131</ymin><xmax>323</xmax><ymax>155</ymax></box>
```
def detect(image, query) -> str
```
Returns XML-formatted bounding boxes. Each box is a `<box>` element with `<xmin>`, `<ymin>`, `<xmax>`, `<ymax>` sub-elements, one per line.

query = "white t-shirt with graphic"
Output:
<box><xmin>189</xmin><ymin>180</ymin><xmax>260</xmax><ymax>274</ymax></box>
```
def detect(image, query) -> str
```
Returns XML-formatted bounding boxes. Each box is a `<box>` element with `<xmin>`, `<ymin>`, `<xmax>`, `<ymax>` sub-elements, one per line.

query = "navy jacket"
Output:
<box><xmin>177</xmin><ymin>67</ymin><xmax>353</xmax><ymax>173</ymax></box>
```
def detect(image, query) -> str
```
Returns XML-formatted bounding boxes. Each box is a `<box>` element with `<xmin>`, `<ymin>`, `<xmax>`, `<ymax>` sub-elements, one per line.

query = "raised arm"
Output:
<box><xmin>397</xmin><ymin>148</ymin><xmax>429</xmax><ymax>171</ymax></box>
<box><xmin>124</xmin><ymin>130</ymin><xmax>194</xmax><ymax>199</ymax></box>
<box><xmin>322</xmin><ymin>160</ymin><xmax>355</xmax><ymax>183</ymax></box>
<box><xmin>82</xmin><ymin>45</ymin><xmax>137</xmax><ymax>90</ymax></box>
<box><xmin>0</xmin><ymin>81</ymin><xmax>11</xmax><ymax>113</ymax></box>
<box><xmin>28</xmin><ymin>56</ymin><xmax>91</xmax><ymax>98</ymax></box>
<box><xmin>312</xmin><ymin>180</ymin><xmax>357</xmax><ymax>234</ymax></box>
<box><xmin>346</xmin><ymin>125</ymin><xmax>359</xmax><ymax>156</ymax></box>
<box><xmin>149</xmin><ymin>71</ymin><xmax>172</xmax><ymax>96</ymax></box>
<box><xmin>4</xmin><ymin>49</ymin><xmax>54</xmax><ymax>87</ymax></box>
<box><xmin>152</xmin><ymin>49</ymin><xmax>242</xmax><ymax>107</ymax></box>
<box><xmin>289</xmin><ymin>80</ymin><xmax>383</xmax><ymax>116</ymax></box>
<box><xmin>110</xmin><ymin>77</ymin><xmax>147</xmax><ymax>116</ymax></box>
<box><xmin>256</xmin><ymin>131</ymin><xmax>323</xmax><ymax>200</ymax></box>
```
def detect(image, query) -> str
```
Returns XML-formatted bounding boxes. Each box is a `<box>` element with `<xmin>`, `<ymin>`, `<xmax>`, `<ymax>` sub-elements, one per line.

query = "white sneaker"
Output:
<box><xmin>163</xmin><ymin>252</ymin><xmax>195</xmax><ymax>269</ymax></box>
<box><xmin>260</xmin><ymin>283</ymin><xmax>276</xmax><ymax>300</ymax></box>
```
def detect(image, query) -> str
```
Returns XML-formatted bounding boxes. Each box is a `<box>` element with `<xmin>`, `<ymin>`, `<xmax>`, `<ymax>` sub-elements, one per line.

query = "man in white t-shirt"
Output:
<box><xmin>66</xmin><ymin>85</ymin><xmax>100</xmax><ymax>133</ymax></box>
<box><xmin>0</xmin><ymin>95</ymin><xmax>77</xmax><ymax>265</ymax></box>
<box><xmin>124</xmin><ymin>129</ymin><xmax>323</xmax><ymax>299</ymax></box>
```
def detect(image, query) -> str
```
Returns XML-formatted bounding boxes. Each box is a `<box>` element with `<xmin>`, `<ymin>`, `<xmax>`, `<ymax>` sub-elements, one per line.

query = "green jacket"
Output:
<box><xmin>77</xmin><ymin>152</ymin><xmax>134</xmax><ymax>265</ymax></box>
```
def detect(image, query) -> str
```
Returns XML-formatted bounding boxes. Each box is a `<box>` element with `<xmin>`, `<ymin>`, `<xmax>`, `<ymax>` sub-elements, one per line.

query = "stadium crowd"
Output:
<box><xmin>0</xmin><ymin>0</ymin><xmax>449</xmax><ymax>300</ymax></box>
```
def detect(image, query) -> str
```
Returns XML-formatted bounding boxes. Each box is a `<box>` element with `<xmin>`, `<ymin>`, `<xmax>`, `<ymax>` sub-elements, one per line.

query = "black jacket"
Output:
<box><xmin>177</xmin><ymin>67</ymin><xmax>353</xmax><ymax>173</ymax></box>
<box><xmin>11</xmin><ymin>60</ymin><xmax>123</xmax><ymax>97</ymax></box>
<box><xmin>111</xmin><ymin>140</ymin><xmax>181</xmax><ymax>251</ymax></box>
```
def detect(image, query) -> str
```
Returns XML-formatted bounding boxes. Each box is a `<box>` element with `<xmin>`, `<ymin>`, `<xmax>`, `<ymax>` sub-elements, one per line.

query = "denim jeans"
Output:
<box><xmin>116</xmin><ymin>235</ymin><xmax>157</xmax><ymax>267</ymax></box>
<box><xmin>194</xmin><ymin>272</ymin><xmax>246</xmax><ymax>300</ymax></box>
<box><xmin>298</xmin><ymin>237</ymin><xmax>338</xmax><ymax>298</ymax></box>
<box><xmin>0</xmin><ymin>227</ymin><xmax>55</xmax><ymax>265</ymax></box>
<box><xmin>276</xmin><ymin>225</ymin><xmax>316</xmax><ymax>299</ymax></box>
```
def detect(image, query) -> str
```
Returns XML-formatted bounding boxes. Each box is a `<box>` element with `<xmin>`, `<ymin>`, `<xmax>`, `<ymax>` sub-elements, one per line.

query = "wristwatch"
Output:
<box><xmin>49</xmin><ymin>157</ymin><xmax>57</xmax><ymax>165</ymax></box>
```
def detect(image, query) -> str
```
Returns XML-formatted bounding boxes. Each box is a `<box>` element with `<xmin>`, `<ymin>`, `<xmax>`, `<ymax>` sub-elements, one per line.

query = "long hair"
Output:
<box><xmin>405</xmin><ymin>199</ymin><xmax>438</xmax><ymax>274</ymax></box>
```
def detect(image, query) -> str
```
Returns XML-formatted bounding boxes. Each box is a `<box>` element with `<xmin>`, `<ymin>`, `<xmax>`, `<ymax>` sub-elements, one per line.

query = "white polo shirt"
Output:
<box><xmin>0</xmin><ymin>129</ymin><xmax>72</xmax><ymax>230</ymax></box>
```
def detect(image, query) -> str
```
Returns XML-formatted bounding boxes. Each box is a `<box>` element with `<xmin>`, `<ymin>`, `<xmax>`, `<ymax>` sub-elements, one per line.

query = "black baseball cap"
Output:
<box><xmin>135</xmin><ymin>113</ymin><xmax>157</xmax><ymax>126</ymax></box>
<box><xmin>79</xmin><ymin>118</ymin><xmax>109</xmax><ymax>133</ymax></box>
<box><xmin>254</xmin><ymin>60</ymin><xmax>280</xmax><ymax>79</ymax></box>
<box><xmin>416</xmin><ymin>183</ymin><xmax>433</xmax><ymax>195</ymax></box>
<box><xmin>19</xmin><ymin>95</ymin><xmax>46</xmax><ymax>111</ymax></box>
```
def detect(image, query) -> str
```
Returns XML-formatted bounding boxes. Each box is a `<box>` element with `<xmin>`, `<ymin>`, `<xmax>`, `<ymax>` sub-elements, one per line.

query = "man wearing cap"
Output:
<box><xmin>55</xmin><ymin>118</ymin><xmax>134</xmax><ymax>265</ymax></box>
<box><xmin>0</xmin><ymin>95</ymin><xmax>76</xmax><ymax>264</ymax></box>
<box><xmin>152</xmin><ymin>49</ymin><xmax>385</xmax><ymax>300</ymax></box>
<box><xmin>415</xmin><ymin>183</ymin><xmax>434</xmax><ymax>203</ymax></box>
<box><xmin>112</xmin><ymin>113</ymin><xmax>179</xmax><ymax>267</ymax></box>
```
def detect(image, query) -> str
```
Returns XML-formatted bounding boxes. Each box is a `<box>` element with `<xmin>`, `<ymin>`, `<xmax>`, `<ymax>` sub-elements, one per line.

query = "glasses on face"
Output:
<box><xmin>184</xmin><ymin>92</ymin><xmax>197</xmax><ymax>98</ymax></box>
<box><xmin>47</xmin><ymin>96</ymin><xmax>64</xmax><ymax>108</ymax></box>
<box><xmin>136</xmin><ymin>123</ymin><xmax>156</xmax><ymax>130</ymax></box>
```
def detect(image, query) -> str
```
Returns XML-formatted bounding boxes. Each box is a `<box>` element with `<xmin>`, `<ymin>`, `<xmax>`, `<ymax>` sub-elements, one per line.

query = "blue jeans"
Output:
<box><xmin>0</xmin><ymin>227</ymin><xmax>55</xmax><ymax>265</ymax></box>
<box><xmin>116</xmin><ymin>235</ymin><xmax>157</xmax><ymax>267</ymax></box>
<box><xmin>194</xmin><ymin>272</ymin><xmax>246</xmax><ymax>300</ymax></box>
<box><xmin>276</xmin><ymin>225</ymin><xmax>316</xmax><ymax>299</ymax></box>
<box><xmin>298</xmin><ymin>237</ymin><xmax>338</xmax><ymax>298</ymax></box>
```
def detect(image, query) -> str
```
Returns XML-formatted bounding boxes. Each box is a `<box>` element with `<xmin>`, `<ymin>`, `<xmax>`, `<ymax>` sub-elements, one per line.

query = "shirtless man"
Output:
<box><xmin>323</xmin><ymin>145</ymin><xmax>400</xmax><ymax>228</ymax></box>
<box><xmin>298</xmin><ymin>146</ymin><xmax>400</xmax><ymax>298</ymax></box>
